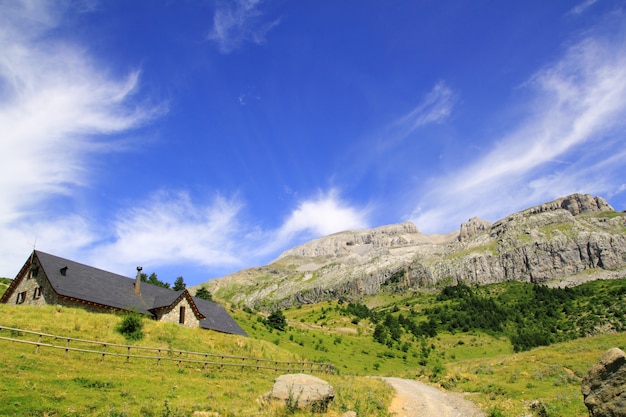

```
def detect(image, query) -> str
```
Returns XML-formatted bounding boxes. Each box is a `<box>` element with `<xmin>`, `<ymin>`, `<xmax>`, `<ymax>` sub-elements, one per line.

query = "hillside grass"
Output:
<box><xmin>0</xmin><ymin>277</ymin><xmax>12</xmax><ymax>297</ymax></box>
<box><xmin>2</xmin><ymin>277</ymin><xmax>625</xmax><ymax>416</ymax></box>
<box><xmin>0</xmin><ymin>304</ymin><xmax>392</xmax><ymax>417</ymax></box>
<box><xmin>233</xmin><ymin>278</ymin><xmax>626</xmax><ymax>416</ymax></box>
<box><xmin>443</xmin><ymin>333</ymin><xmax>626</xmax><ymax>416</ymax></box>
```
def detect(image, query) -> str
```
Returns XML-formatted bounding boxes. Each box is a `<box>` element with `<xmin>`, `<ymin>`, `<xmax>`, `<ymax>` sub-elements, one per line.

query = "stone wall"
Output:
<box><xmin>153</xmin><ymin>297</ymin><xmax>200</xmax><ymax>329</ymax></box>
<box><xmin>5</xmin><ymin>258</ymin><xmax>54</xmax><ymax>307</ymax></box>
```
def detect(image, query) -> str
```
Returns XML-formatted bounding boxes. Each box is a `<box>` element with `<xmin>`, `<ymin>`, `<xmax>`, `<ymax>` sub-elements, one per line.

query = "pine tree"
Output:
<box><xmin>195</xmin><ymin>286</ymin><xmax>213</xmax><ymax>301</ymax></box>
<box><xmin>173</xmin><ymin>276</ymin><xmax>186</xmax><ymax>291</ymax></box>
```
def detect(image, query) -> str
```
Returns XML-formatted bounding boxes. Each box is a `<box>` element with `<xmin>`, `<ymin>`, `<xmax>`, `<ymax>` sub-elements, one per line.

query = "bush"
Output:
<box><xmin>266</xmin><ymin>309</ymin><xmax>287</xmax><ymax>331</ymax></box>
<box><xmin>116</xmin><ymin>313</ymin><xmax>144</xmax><ymax>341</ymax></box>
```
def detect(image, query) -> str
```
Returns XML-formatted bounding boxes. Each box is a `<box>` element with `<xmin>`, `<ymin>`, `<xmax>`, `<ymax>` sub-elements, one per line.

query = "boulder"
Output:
<box><xmin>582</xmin><ymin>347</ymin><xmax>626</xmax><ymax>417</ymax></box>
<box><xmin>266</xmin><ymin>373</ymin><xmax>334</xmax><ymax>411</ymax></box>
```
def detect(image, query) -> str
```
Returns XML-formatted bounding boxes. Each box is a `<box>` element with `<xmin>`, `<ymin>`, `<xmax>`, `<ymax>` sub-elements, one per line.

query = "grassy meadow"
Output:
<box><xmin>0</xmin><ymin>278</ymin><xmax>625</xmax><ymax>416</ymax></box>
<box><xmin>0</xmin><ymin>304</ymin><xmax>392</xmax><ymax>416</ymax></box>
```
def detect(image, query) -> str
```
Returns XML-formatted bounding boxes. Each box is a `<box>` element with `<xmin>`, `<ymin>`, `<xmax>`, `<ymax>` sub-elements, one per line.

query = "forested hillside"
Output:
<box><xmin>360</xmin><ymin>279</ymin><xmax>626</xmax><ymax>353</ymax></box>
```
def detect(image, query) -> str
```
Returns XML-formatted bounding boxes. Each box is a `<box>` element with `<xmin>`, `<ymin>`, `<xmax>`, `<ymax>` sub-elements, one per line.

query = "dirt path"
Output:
<box><xmin>380</xmin><ymin>377</ymin><xmax>486</xmax><ymax>417</ymax></box>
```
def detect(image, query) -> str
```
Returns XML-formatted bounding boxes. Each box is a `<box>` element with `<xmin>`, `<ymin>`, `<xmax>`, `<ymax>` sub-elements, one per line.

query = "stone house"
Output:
<box><xmin>0</xmin><ymin>250</ymin><xmax>247</xmax><ymax>336</ymax></box>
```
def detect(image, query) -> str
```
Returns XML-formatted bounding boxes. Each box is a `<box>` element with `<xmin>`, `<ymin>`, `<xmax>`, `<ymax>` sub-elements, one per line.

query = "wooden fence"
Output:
<box><xmin>0</xmin><ymin>325</ymin><xmax>334</xmax><ymax>374</ymax></box>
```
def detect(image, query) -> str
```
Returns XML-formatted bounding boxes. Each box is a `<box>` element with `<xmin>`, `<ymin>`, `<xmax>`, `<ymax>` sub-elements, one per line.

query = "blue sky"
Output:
<box><xmin>2</xmin><ymin>0</ymin><xmax>626</xmax><ymax>286</ymax></box>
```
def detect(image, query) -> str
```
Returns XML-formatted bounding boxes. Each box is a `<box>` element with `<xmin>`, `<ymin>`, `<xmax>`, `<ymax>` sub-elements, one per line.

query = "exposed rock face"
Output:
<box><xmin>459</xmin><ymin>217</ymin><xmax>492</xmax><ymax>242</ymax></box>
<box><xmin>265</xmin><ymin>374</ymin><xmax>334</xmax><ymax>411</ymax></box>
<box><xmin>278</xmin><ymin>222</ymin><xmax>426</xmax><ymax>258</ymax></box>
<box><xmin>521</xmin><ymin>194</ymin><xmax>613</xmax><ymax>217</ymax></box>
<box><xmin>582</xmin><ymin>348</ymin><xmax>626</xmax><ymax>417</ymax></box>
<box><xmin>203</xmin><ymin>194</ymin><xmax>626</xmax><ymax>309</ymax></box>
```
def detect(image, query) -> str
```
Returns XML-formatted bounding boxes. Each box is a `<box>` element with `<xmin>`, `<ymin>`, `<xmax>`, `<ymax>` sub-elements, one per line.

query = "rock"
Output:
<box><xmin>266</xmin><ymin>373</ymin><xmax>334</xmax><ymax>411</ymax></box>
<box><xmin>277</xmin><ymin>222</ymin><xmax>424</xmax><ymax>259</ymax></box>
<box><xmin>192</xmin><ymin>412</ymin><xmax>219</xmax><ymax>417</ymax></box>
<box><xmin>582</xmin><ymin>348</ymin><xmax>626</xmax><ymax>417</ymax></box>
<box><xmin>459</xmin><ymin>217</ymin><xmax>492</xmax><ymax>242</ymax></box>
<box><xmin>520</xmin><ymin>193</ymin><xmax>614</xmax><ymax>217</ymax></box>
<box><xmin>342</xmin><ymin>412</ymin><xmax>357</xmax><ymax>417</ymax></box>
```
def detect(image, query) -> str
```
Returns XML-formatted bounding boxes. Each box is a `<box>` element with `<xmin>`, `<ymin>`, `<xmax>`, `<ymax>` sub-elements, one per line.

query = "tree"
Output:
<box><xmin>266</xmin><ymin>309</ymin><xmax>287</xmax><ymax>331</ymax></box>
<box><xmin>141</xmin><ymin>272</ymin><xmax>170</xmax><ymax>289</ymax></box>
<box><xmin>195</xmin><ymin>286</ymin><xmax>213</xmax><ymax>301</ymax></box>
<box><xmin>173</xmin><ymin>276</ymin><xmax>186</xmax><ymax>291</ymax></box>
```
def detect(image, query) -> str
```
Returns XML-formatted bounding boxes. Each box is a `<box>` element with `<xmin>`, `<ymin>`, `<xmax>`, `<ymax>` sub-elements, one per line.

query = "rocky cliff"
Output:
<box><xmin>204</xmin><ymin>194</ymin><xmax>626</xmax><ymax>309</ymax></box>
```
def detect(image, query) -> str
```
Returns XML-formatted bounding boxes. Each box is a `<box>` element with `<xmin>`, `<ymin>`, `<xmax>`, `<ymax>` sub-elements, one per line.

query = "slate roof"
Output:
<box><xmin>10</xmin><ymin>251</ymin><xmax>247</xmax><ymax>336</ymax></box>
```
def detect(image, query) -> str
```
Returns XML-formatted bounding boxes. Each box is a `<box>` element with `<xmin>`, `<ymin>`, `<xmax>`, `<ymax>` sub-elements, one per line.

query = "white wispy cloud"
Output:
<box><xmin>411</xmin><ymin>19</ymin><xmax>626</xmax><ymax>233</ymax></box>
<box><xmin>93</xmin><ymin>188</ymin><xmax>369</xmax><ymax>274</ymax></box>
<box><xmin>568</xmin><ymin>0</ymin><xmax>599</xmax><ymax>16</ymax></box>
<box><xmin>207</xmin><ymin>0</ymin><xmax>281</xmax><ymax>54</ymax></box>
<box><xmin>350</xmin><ymin>80</ymin><xmax>456</xmax><ymax>179</ymax></box>
<box><xmin>249</xmin><ymin>189</ymin><xmax>371</xmax><ymax>257</ymax></box>
<box><xmin>393</xmin><ymin>81</ymin><xmax>456</xmax><ymax>136</ymax></box>
<box><xmin>0</xmin><ymin>1</ymin><xmax>164</xmax><ymax>275</ymax></box>
<box><xmin>93</xmin><ymin>191</ymin><xmax>244</xmax><ymax>272</ymax></box>
<box><xmin>278</xmin><ymin>189</ymin><xmax>369</xmax><ymax>237</ymax></box>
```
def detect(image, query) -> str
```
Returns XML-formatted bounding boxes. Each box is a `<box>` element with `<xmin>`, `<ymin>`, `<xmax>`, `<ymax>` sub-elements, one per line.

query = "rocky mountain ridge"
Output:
<box><xmin>204</xmin><ymin>194</ymin><xmax>626</xmax><ymax>310</ymax></box>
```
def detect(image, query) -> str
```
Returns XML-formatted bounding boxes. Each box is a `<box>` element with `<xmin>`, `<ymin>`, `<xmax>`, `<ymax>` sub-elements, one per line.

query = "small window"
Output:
<box><xmin>33</xmin><ymin>287</ymin><xmax>42</xmax><ymax>299</ymax></box>
<box><xmin>29</xmin><ymin>267</ymin><xmax>39</xmax><ymax>279</ymax></box>
<box><xmin>16</xmin><ymin>291</ymin><xmax>26</xmax><ymax>304</ymax></box>
<box><xmin>179</xmin><ymin>306</ymin><xmax>186</xmax><ymax>324</ymax></box>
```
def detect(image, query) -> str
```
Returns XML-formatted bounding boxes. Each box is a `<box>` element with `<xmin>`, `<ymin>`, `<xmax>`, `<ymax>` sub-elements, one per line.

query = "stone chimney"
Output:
<box><xmin>134</xmin><ymin>266</ymin><xmax>142</xmax><ymax>294</ymax></box>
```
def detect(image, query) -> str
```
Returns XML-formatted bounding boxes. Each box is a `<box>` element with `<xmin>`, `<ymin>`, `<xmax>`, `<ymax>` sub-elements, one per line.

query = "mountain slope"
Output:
<box><xmin>204</xmin><ymin>194</ymin><xmax>626</xmax><ymax>309</ymax></box>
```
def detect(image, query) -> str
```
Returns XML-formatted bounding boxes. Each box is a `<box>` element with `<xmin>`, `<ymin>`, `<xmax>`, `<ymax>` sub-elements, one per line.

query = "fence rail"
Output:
<box><xmin>0</xmin><ymin>325</ymin><xmax>334</xmax><ymax>374</ymax></box>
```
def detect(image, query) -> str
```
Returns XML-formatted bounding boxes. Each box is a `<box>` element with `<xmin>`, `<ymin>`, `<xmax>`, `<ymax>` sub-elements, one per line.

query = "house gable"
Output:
<box><xmin>0</xmin><ymin>252</ymin><xmax>61</xmax><ymax>308</ymax></box>
<box><xmin>150</xmin><ymin>290</ymin><xmax>205</xmax><ymax>329</ymax></box>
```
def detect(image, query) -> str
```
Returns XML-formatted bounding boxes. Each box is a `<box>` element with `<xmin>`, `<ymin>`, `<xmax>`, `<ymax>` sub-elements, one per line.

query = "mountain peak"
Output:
<box><xmin>275</xmin><ymin>221</ymin><xmax>455</xmax><ymax>261</ymax></box>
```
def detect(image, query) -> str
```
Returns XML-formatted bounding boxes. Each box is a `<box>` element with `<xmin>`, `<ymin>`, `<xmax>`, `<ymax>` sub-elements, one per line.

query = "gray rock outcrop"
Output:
<box><xmin>459</xmin><ymin>217</ymin><xmax>492</xmax><ymax>242</ymax></box>
<box><xmin>203</xmin><ymin>194</ymin><xmax>626</xmax><ymax>309</ymax></box>
<box><xmin>265</xmin><ymin>373</ymin><xmax>334</xmax><ymax>411</ymax></box>
<box><xmin>582</xmin><ymin>348</ymin><xmax>626</xmax><ymax>417</ymax></box>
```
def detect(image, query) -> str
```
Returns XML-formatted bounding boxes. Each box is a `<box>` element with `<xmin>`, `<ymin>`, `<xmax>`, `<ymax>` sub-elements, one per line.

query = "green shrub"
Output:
<box><xmin>266</xmin><ymin>309</ymin><xmax>287</xmax><ymax>331</ymax></box>
<box><xmin>116</xmin><ymin>313</ymin><xmax>144</xmax><ymax>341</ymax></box>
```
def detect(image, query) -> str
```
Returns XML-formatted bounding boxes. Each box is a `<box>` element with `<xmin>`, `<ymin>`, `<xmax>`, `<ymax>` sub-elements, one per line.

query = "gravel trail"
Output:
<box><xmin>380</xmin><ymin>377</ymin><xmax>486</xmax><ymax>417</ymax></box>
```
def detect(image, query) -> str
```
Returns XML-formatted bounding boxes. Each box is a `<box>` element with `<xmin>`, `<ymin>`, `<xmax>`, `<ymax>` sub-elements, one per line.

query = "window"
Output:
<box><xmin>29</xmin><ymin>267</ymin><xmax>39</xmax><ymax>279</ymax></box>
<box><xmin>179</xmin><ymin>306</ymin><xmax>186</xmax><ymax>324</ymax></box>
<box><xmin>16</xmin><ymin>291</ymin><xmax>26</xmax><ymax>304</ymax></box>
<box><xmin>33</xmin><ymin>287</ymin><xmax>42</xmax><ymax>299</ymax></box>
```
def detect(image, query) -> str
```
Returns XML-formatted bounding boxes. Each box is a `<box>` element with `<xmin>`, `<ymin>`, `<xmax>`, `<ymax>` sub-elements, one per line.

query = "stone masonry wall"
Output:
<box><xmin>153</xmin><ymin>297</ymin><xmax>200</xmax><ymax>329</ymax></box>
<box><xmin>6</xmin><ymin>258</ymin><xmax>53</xmax><ymax>307</ymax></box>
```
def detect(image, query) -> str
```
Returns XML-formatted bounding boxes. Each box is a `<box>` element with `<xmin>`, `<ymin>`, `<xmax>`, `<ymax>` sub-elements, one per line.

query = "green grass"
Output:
<box><xmin>2</xmin><ymin>277</ymin><xmax>625</xmax><ymax>416</ymax></box>
<box><xmin>443</xmin><ymin>242</ymin><xmax>499</xmax><ymax>260</ymax></box>
<box><xmin>444</xmin><ymin>333</ymin><xmax>626</xmax><ymax>416</ymax></box>
<box><xmin>233</xmin><ymin>279</ymin><xmax>625</xmax><ymax>416</ymax></box>
<box><xmin>0</xmin><ymin>304</ymin><xmax>392</xmax><ymax>416</ymax></box>
<box><xmin>0</xmin><ymin>277</ymin><xmax>12</xmax><ymax>297</ymax></box>
<box><xmin>538</xmin><ymin>222</ymin><xmax>575</xmax><ymax>238</ymax></box>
